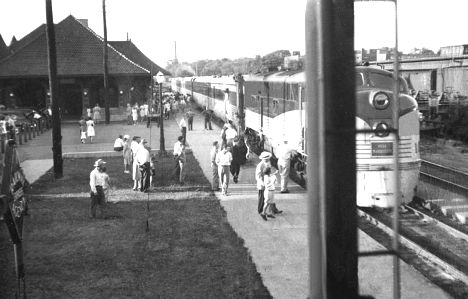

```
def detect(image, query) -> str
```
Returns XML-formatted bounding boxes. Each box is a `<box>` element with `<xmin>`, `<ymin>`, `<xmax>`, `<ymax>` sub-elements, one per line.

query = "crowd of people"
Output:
<box><xmin>87</xmin><ymin>95</ymin><xmax>298</xmax><ymax>222</ymax></box>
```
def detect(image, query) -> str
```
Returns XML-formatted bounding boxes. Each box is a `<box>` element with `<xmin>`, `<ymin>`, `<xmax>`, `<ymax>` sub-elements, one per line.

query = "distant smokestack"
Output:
<box><xmin>78</xmin><ymin>19</ymin><xmax>88</xmax><ymax>27</ymax></box>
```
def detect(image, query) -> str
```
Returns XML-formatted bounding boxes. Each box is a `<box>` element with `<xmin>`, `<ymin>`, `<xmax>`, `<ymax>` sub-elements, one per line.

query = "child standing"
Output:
<box><xmin>261</xmin><ymin>167</ymin><xmax>278</xmax><ymax>221</ymax></box>
<box><xmin>101</xmin><ymin>166</ymin><xmax>111</xmax><ymax>203</ymax></box>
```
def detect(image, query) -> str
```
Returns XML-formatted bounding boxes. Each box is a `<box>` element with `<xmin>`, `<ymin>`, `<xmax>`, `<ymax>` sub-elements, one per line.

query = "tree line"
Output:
<box><xmin>166</xmin><ymin>50</ymin><xmax>304</xmax><ymax>77</ymax></box>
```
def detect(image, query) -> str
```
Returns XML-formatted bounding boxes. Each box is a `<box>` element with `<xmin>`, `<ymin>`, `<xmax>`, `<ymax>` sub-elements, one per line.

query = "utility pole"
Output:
<box><xmin>102</xmin><ymin>0</ymin><xmax>110</xmax><ymax>124</ymax></box>
<box><xmin>45</xmin><ymin>0</ymin><xmax>63</xmax><ymax>178</ymax></box>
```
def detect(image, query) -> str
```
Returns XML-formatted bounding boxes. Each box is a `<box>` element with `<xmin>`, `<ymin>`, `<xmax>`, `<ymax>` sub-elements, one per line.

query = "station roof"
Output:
<box><xmin>0</xmin><ymin>34</ymin><xmax>9</xmax><ymax>59</ymax></box>
<box><xmin>0</xmin><ymin>15</ymin><xmax>169</xmax><ymax>78</ymax></box>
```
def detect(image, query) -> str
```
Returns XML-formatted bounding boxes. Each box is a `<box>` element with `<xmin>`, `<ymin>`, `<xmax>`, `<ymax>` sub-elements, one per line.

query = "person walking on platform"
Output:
<box><xmin>86</xmin><ymin>117</ymin><xmax>95</xmax><ymax>143</ymax></box>
<box><xmin>89</xmin><ymin>159</ymin><xmax>106</xmax><ymax>218</ymax></box>
<box><xmin>202</xmin><ymin>106</ymin><xmax>213</xmax><ymax>130</ymax></box>
<box><xmin>79</xmin><ymin>117</ymin><xmax>87</xmax><ymax>143</ymax></box>
<box><xmin>173</xmin><ymin>136</ymin><xmax>185</xmax><ymax>184</ymax></box>
<box><xmin>256</xmin><ymin>151</ymin><xmax>272</xmax><ymax>215</ymax></box>
<box><xmin>277</xmin><ymin>140</ymin><xmax>298</xmax><ymax>194</ymax></box>
<box><xmin>180</xmin><ymin>117</ymin><xmax>187</xmax><ymax>146</ymax></box>
<box><xmin>225</xmin><ymin>121</ymin><xmax>238</xmax><ymax>147</ymax></box>
<box><xmin>230</xmin><ymin>137</ymin><xmax>248</xmax><ymax>183</ymax></box>
<box><xmin>261</xmin><ymin>166</ymin><xmax>278</xmax><ymax>221</ymax></box>
<box><xmin>185</xmin><ymin>109</ymin><xmax>195</xmax><ymax>131</ymax></box>
<box><xmin>210</xmin><ymin>141</ymin><xmax>220</xmax><ymax>191</ymax></box>
<box><xmin>216</xmin><ymin>144</ymin><xmax>233</xmax><ymax>196</ymax></box>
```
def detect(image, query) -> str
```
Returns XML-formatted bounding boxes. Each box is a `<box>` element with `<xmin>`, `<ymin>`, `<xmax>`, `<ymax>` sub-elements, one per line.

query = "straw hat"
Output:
<box><xmin>259</xmin><ymin>152</ymin><xmax>272</xmax><ymax>160</ymax></box>
<box><xmin>93</xmin><ymin>159</ymin><xmax>106</xmax><ymax>167</ymax></box>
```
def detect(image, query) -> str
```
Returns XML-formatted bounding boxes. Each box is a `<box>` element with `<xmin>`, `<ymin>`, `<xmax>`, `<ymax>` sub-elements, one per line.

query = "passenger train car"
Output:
<box><xmin>171</xmin><ymin>66</ymin><xmax>420</xmax><ymax>208</ymax></box>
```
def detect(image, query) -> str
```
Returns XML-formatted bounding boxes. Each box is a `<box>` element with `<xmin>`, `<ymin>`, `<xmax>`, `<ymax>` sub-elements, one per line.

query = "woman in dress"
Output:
<box><xmin>132</xmin><ymin>104</ymin><xmax>139</xmax><ymax>126</ymax></box>
<box><xmin>86</xmin><ymin>117</ymin><xmax>95</xmax><ymax>143</ymax></box>
<box><xmin>93</xmin><ymin>104</ymin><xmax>101</xmax><ymax>124</ymax></box>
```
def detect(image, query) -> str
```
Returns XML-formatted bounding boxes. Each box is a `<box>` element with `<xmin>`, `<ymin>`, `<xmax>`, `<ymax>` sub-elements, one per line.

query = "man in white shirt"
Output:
<box><xmin>136</xmin><ymin>139</ymin><xmax>151</xmax><ymax>192</ymax></box>
<box><xmin>90</xmin><ymin>159</ymin><xmax>106</xmax><ymax>218</ymax></box>
<box><xmin>113</xmin><ymin>135</ymin><xmax>125</xmax><ymax>151</ymax></box>
<box><xmin>276</xmin><ymin>140</ymin><xmax>298</xmax><ymax>194</ymax></box>
<box><xmin>225</xmin><ymin>122</ymin><xmax>238</xmax><ymax>147</ymax></box>
<box><xmin>216</xmin><ymin>145</ymin><xmax>233</xmax><ymax>196</ymax></box>
<box><xmin>173</xmin><ymin>136</ymin><xmax>185</xmax><ymax>183</ymax></box>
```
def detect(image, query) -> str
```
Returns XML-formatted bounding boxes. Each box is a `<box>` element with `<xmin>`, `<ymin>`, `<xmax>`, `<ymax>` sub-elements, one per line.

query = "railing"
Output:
<box><xmin>0</xmin><ymin>117</ymin><xmax>51</xmax><ymax>154</ymax></box>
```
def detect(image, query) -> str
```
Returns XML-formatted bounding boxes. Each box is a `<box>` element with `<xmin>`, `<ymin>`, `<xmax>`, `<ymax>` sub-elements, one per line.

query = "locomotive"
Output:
<box><xmin>171</xmin><ymin>66</ymin><xmax>420</xmax><ymax>208</ymax></box>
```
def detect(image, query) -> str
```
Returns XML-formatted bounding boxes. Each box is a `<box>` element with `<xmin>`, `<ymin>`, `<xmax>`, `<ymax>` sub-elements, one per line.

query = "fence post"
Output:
<box><xmin>32</xmin><ymin>125</ymin><xmax>36</xmax><ymax>138</ymax></box>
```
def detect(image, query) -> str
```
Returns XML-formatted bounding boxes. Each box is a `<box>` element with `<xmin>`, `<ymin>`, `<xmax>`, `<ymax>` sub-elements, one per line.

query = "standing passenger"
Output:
<box><xmin>93</xmin><ymin>104</ymin><xmax>101</xmax><ymax>124</ymax></box>
<box><xmin>210</xmin><ymin>141</ymin><xmax>220</xmax><ymax>191</ymax></box>
<box><xmin>216</xmin><ymin>145</ymin><xmax>233</xmax><ymax>196</ymax></box>
<box><xmin>136</xmin><ymin>139</ymin><xmax>151</xmax><ymax>192</ymax></box>
<box><xmin>202</xmin><ymin>107</ymin><xmax>213</xmax><ymax>130</ymax></box>
<box><xmin>132</xmin><ymin>104</ymin><xmax>139</xmax><ymax>126</ymax></box>
<box><xmin>256</xmin><ymin>152</ymin><xmax>272</xmax><ymax>215</ymax></box>
<box><xmin>276</xmin><ymin>140</ymin><xmax>298</xmax><ymax>194</ymax></box>
<box><xmin>173</xmin><ymin>136</ymin><xmax>184</xmax><ymax>183</ymax></box>
<box><xmin>122</xmin><ymin>135</ymin><xmax>131</xmax><ymax>174</ymax></box>
<box><xmin>131</xmin><ymin>136</ymin><xmax>141</xmax><ymax>190</ymax></box>
<box><xmin>185</xmin><ymin>109</ymin><xmax>195</xmax><ymax>131</ymax></box>
<box><xmin>230</xmin><ymin>137</ymin><xmax>248</xmax><ymax>183</ymax></box>
<box><xmin>261</xmin><ymin>167</ymin><xmax>278</xmax><ymax>221</ymax></box>
<box><xmin>86</xmin><ymin>117</ymin><xmax>95</xmax><ymax>143</ymax></box>
<box><xmin>89</xmin><ymin>159</ymin><xmax>106</xmax><ymax>218</ymax></box>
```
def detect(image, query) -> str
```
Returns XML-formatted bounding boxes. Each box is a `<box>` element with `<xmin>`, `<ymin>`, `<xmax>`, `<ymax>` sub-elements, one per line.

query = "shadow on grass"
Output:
<box><xmin>19</xmin><ymin>154</ymin><xmax>272</xmax><ymax>298</ymax></box>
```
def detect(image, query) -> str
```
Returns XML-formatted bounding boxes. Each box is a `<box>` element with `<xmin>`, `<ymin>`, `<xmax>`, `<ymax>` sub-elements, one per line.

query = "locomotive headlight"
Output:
<box><xmin>374</xmin><ymin>122</ymin><xmax>390</xmax><ymax>137</ymax></box>
<box><xmin>373</xmin><ymin>92</ymin><xmax>390</xmax><ymax>110</ymax></box>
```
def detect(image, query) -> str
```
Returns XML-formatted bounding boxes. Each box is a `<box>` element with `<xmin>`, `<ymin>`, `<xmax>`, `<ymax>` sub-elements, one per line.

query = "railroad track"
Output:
<box><xmin>420</xmin><ymin>159</ymin><xmax>468</xmax><ymax>196</ymax></box>
<box><xmin>359</xmin><ymin>205</ymin><xmax>468</xmax><ymax>297</ymax></box>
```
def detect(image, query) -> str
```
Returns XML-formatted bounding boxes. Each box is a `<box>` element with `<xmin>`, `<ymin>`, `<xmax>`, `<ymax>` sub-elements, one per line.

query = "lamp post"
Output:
<box><xmin>156</xmin><ymin>71</ymin><xmax>166</xmax><ymax>154</ymax></box>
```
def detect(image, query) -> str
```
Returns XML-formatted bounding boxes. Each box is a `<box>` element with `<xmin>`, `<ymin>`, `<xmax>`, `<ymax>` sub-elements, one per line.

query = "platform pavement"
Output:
<box><xmin>17</xmin><ymin>109</ymin><xmax>451</xmax><ymax>298</ymax></box>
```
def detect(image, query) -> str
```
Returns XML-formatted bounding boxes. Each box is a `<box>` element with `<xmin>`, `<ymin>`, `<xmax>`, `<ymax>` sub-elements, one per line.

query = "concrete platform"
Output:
<box><xmin>16</xmin><ymin>108</ymin><xmax>452</xmax><ymax>298</ymax></box>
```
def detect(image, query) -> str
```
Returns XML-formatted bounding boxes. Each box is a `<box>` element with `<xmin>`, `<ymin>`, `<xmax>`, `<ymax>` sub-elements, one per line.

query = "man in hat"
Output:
<box><xmin>90</xmin><ymin>159</ymin><xmax>106</xmax><ymax>218</ymax></box>
<box><xmin>256</xmin><ymin>151</ymin><xmax>283</xmax><ymax>216</ymax></box>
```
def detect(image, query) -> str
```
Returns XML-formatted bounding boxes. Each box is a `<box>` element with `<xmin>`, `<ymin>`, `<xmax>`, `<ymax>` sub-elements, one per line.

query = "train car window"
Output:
<box><xmin>368</xmin><ymin>72</ymin><xmax>408</xmax><ymax>93</ymax></box>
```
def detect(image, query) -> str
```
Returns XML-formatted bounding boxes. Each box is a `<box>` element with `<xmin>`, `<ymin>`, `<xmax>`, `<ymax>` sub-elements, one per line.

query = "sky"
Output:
<box><xmin>0</xmin><ymin>0</ymin><xmax>468</xmax><ymax>67</ymax></box>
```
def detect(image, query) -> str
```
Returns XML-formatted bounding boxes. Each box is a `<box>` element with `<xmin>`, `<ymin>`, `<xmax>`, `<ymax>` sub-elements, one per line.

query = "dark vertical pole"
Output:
<box><xmin>159</xmin><ymin>83</ymin><xmax>165</xmax><ymax>153</ymax></box>
<box><xmin>102</xmin><ymin>0</ymin><xmax>110</xmax><ymax>124</ymax></box>
<box><xmin>306</xmin><ymin>0</ymin><xmax>357</xmax><ymax>298</ymax></box>
<box><xmin>45</xmin><ymin>0</ymin><xmax>63</xmax><ymax>178</ymax></box>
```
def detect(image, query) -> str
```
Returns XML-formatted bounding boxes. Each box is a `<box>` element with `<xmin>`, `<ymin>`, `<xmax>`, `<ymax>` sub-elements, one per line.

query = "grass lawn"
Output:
<box><xmin>1</xmin><ymin>153</ymin><xmax>271</xmax><ymax>298</ymax></box>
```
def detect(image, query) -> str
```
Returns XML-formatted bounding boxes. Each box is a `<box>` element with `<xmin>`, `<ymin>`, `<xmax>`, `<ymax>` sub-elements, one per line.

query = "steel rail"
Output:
<box><xmin>403</xmin><ymin>204</ymin><xmax>468</xmax><ymax>243</ymax></box>
<box><xmin>421</xmin><ymin>159</ymin><xmax>468</xmax><ymax>178</ymax></box>
<box><xmin>419</xmin><ymin>171</ymin><xmax>468</xmax><ymax>196</ymax></box>
<box><xmin>358</xmin><ymin>209</ymin><xmax>468</xmax><ymax>286</ymax></box>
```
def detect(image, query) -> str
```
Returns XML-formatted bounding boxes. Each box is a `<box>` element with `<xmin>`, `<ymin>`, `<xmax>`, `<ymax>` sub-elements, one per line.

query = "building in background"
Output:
<box><xmin>0</xmin><ymin>15</ymin><xmax>170</xmax><ymax>120</ymax></box>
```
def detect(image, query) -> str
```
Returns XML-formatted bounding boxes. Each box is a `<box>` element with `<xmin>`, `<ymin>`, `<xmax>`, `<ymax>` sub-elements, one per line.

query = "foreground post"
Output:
<box><xmin>45</xmin><ymin>0</ymin><xmax>63</xmax><ymax>178</ymax></box>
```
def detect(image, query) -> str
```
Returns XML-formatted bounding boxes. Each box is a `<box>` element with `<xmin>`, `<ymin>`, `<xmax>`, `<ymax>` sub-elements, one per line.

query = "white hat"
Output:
<box><xmin>259</xmin><ymin>151</ymin><xmax>272</xmax><ymax>160</ymax></box>
<box><xmin>93</xmin><ymin>159</ymin><xmax>106</xmax><ymax>167</ymax></box>
<box><xmin>123</xmin><ymin>134</ymin><xmax>130</xmax><ymax>140</ymax></box>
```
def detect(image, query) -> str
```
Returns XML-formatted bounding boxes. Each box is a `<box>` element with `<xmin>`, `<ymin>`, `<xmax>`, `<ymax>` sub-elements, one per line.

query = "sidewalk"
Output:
<box><xmin>17</xmin><ymin>109</ymin><xmax>451</xmax><ymax>298</ymax></box>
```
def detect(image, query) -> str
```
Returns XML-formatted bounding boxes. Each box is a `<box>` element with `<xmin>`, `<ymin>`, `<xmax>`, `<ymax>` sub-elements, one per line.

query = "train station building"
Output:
<box><xmin>0</xmin><ymin>15</ymin><xmax>169</xmax><ymax>120</ymax></box>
